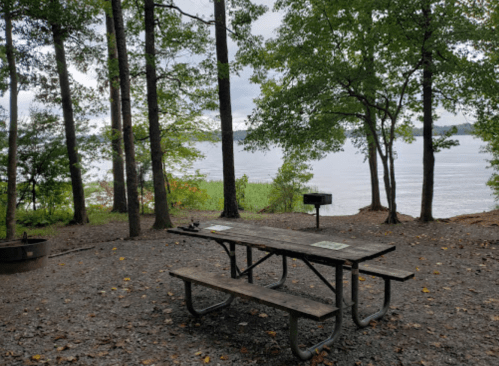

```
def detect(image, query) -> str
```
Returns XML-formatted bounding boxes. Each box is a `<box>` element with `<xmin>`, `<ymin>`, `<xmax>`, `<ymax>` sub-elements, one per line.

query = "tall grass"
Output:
<box><xmin>198</xmin><ymin>180</ymin><xmax>313</xmax><ymax>213</ymax></box>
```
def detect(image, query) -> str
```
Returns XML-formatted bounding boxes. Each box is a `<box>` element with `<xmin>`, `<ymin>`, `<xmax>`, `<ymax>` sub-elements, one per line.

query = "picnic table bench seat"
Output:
<box><xmin>343</xmin><ymin>263</ymin><xmax>414</xmax><ymax>282</ymax></box>
<box><xmin>341</xmin><ymin>263</ymin><xmax>414</xmax><ymax>328</ymax></box>
<box><xmin>170</xmin><ymin>266</ymin><xmax>343</xmax><ymax>360</ymax></box>
<box><xmin>170</xmin><ymin>266</ymin><xmax>338</xmax><ymax>321</ymax></box>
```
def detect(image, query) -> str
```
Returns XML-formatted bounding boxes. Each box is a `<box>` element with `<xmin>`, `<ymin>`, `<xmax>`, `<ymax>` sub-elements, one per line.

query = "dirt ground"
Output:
<box><xmin>1</xmin><ymin>208</ymin><xmax>498</xmax><ymax>366</ymax></box>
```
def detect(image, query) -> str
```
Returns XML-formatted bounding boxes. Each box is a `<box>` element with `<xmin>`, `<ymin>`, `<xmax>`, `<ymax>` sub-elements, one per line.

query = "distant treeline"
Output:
<box><xmin>213</xmin><ymin>123</ymin><xmax>474</xmax><ymax>141</ymax></box>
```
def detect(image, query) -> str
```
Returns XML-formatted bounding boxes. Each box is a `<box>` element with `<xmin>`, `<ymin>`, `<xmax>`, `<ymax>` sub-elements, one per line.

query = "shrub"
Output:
<box><xmin>167</xmin><ymin>174</ymin><xmax>209</xmax><ymax>210</ymax></box>
<box><xmin>235</xmin><ymin>174</ymin><xmax>249</xmax><ymax>210</ymax></box>
<box><xmin>267</xmin><ymin>157</ymin><xmax>314</xmax><ymax>213</ymax></box>
<box><xmin>16</xmin><ymin>208</ymin><xmax>72</xmax><ymax>227</ymax></box>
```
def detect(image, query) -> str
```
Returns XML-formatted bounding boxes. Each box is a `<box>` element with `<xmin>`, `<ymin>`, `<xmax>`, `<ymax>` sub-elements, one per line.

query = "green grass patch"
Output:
<box><xmin>198</xmin><ymin>180</ymin><xmax>274</xmax><ymax>212</ymax></box>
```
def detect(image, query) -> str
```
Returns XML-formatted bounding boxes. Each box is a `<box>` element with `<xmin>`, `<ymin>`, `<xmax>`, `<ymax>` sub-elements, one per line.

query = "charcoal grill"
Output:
<box><xmin>0</xmin><ymin>234</ymin><xmax>50</xmax><ymax>274</ymax></box>
<box><xmin>303</xmin><ymin>193</ymin><xmax>332</xmax><ymax>229</ymax></box>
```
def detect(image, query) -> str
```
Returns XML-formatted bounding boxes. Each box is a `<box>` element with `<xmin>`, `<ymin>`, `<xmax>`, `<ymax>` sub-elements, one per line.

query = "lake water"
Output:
<box><xmin>89</xmin><ymin>135</ymin><xmax>497</xmax><ymax>218</ymax></box>
<box><xmin>187</xmin><ymin>135</ymin><xmax>496</xmax><ymax>218</ymax></box>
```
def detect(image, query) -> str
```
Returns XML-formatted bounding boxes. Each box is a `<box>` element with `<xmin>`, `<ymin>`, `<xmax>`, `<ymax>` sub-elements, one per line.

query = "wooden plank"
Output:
<box><xmin>343</xmin><ymin>263</ymin><xmax>414</xmax><ymax>281</ymax></box>
<box><xmin>168</xmin><ymin>220</ymin><xmax>395</xmax><ymax>263</ymax></box>
<box><xmin>170</xmin><ymin>267</ymin><xmax>338</xmax><ymax>322</ymax></box>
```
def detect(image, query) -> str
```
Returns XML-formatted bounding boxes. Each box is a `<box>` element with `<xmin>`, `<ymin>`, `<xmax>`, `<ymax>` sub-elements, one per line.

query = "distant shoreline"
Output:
<box><xmin>225</xmin><ymin>123</ymin><xmax>474</xmax><ymax>141</ymax></box>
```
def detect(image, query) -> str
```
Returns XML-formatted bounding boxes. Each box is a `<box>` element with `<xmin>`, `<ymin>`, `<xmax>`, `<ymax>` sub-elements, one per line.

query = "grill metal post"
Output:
<box><xmin>315</xmin><ymin>204</ymin><xmax>320</xmax><ymax>229</ymax></box>
<box><xmin>303</xmin><ymin>193</ymin><xmax>332</xmax><ymax>230</ymax></box>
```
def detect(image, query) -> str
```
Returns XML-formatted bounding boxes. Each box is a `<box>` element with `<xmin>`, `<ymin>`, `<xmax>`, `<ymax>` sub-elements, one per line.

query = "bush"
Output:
<box><xmin>167</xmin><ymin>174</ymin><xmax>209</xmax><ymax>210</ymax></box>
<box><xmin>267</xmin><ymin>157</ymin><xmax>314</xmax><ymax>213</ymax></box>
<box><xmin>16</xmin><ymin>208</ymin><xmax>72</xmax><ymax>227</ymax></box>
<box><xmin>235</xmin><ymin>174</ymin><xmax>249</xmax><ymax>210</ymax></box>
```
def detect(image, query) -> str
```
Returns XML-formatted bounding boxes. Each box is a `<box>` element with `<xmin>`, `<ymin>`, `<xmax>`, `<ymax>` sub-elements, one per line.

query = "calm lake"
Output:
<box><xmin>187</xmin><ymin>135</ymin><xmax>496</xmax><ymax>218</ymax></box>
<box><xmin>90</xmin><ymin>135</ymin><xmax>496</xmax><ymax>218</ymax></box>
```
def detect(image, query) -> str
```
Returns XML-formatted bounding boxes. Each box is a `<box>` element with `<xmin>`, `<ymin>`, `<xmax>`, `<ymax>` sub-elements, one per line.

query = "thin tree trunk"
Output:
<box><xmin>111</xmin><ymin>0</ymin><xmax>141</xmax><ymax>237</ymax></box>
<box><xmin>32</xmin><ymin>180</ymin><xmax>36</xmax><ymax>211</ymax></box>
<box><xmin>145</xmin><ymin>0</ymin><xmax>173</xmax><ymax>229</ymax></box>
<box><xmin>214</xmin><ymin>0</ymin><xmax>239</xmax><ymax>218</ymax></box>
<box><xmin>5</xmin><ymin>1</ymin><xmax>17</xmax><ymax>239</ymax></box>
<box><xmin>105</xmin><ymin>5</ymin><xmax>127</xmax><ymax>213</ymax></box>
<box><xmin>361</xmin><ymin>6</ymin><xmax>382</xmax><ymax>212</ymax></box>
<box><xmin>366</xmin><ymin>127</ymin><xmax>382</xmax><ymax>210</ymax></box>
<box><xmin>385</xmin><ymin>138</ymin><xmax>400</xmax><ymax>224</ymax></box>
<box><xmin>420</xmin><ymin>3</ymin><xmax>435</xmax><ymax>222</ymax></box>
<box><xmin>51</xmin><ymin>24</ymin><xmax>88</xmax><ymax>225</ymax></box>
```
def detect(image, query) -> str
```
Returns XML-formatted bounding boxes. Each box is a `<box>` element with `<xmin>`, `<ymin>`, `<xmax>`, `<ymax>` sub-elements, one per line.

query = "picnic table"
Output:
<box><xmin>168</xmin><ymin>221</ymin><xmax>413</xmax><ymax>360</ymax></box>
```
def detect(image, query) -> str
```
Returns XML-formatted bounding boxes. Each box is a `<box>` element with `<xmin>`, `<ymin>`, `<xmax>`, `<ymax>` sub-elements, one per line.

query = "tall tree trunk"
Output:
<box><xmin>51</xmin><ymin>24</ymin><xmax>88</xmax><ymax>225</ymax></box>
<box><xmin>32</xmin><ymin>180</ymin><xmax>36</xmax><ymax>211</ymax></box>
<box><xmin>366</xmin><ymin>126</ymin><xmax>382</xmax><ymax>211</ymax></box>
<box><xmin>214</xmin><ymin>0</ymin><xmax>239</xmax><ymax>218</ymax></box>
<box><xmin>145</xmin><ymin>0</ymin><xmax>173</xmax><ymax>229</ymax></box>
<box><xmin>111</xmin><ymin>0</ymin><xmax>141</xmax><ymax>237</ymax></box>
<box><xmin>420</xmin><ymin>3</ymin><xmax>435</xmax><ymax>222</ymax></box>
<box><xmin>5</xmin><ymin>1</ymin><xmax>18</xmax><ymax>239</ymax></box>
<box><xmin>105</xmin><ymin>5</ymin><xmax>127</xmax><ymax>213</ymax></box>
<box><xmin>361</xmin><ymin>7</ymin><xmax>382</xmax><ymax>212</ymax></box>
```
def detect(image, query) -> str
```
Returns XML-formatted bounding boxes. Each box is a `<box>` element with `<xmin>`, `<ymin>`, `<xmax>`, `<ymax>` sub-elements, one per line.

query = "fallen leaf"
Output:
<box><xmin>266</xmin><ymin>330</ymin><xmax>276</xmax><ymax>337</ymax></box>
<box><xmin>141</xmin><ymin>360</ymin><xmax>155</xmax><ymax>365</ymax></box>
<box><xmin>111</xmin><ymin>287</ymin><xmax>117</xmax><ymax>291</ymax></box>
<box><xmin>32</xmin><ymin>355</ymin><xmax>41</xmax><ymax>360</ymax></box>
<box><xmin>204</xmin><ymin>356</ymin><xmax>210</xmax><ymax>363</ymax></box>
<box><xmin>441</xmin><ymin>247</ymin><xmax>448</xmax><ymax>250</ymax></box>
<box><xmin>112</xmin><ymin>247</ymin><xmax>117</xmax><ymax>250</ymax></box>
<box><xmin>59</xmin><ymin>263</ymin><xmax>65</xmax><ymax>266</ymax></box>
<box><xmin>258</xmin><ymin>313</ymin><xmax>268</xmax><ymax>318</ymax></box>
<box><xmin>422</xmin><ymin>287</ymin><xmax>430</xmax><ymax>293</ymax></box>
<box><xmin>359</xmin><ymin>276</ymin><xmax>366</xmax><ymax>281</ymax></box>
<box><xmin>167</xmin><ymin>292</ymin><xmax>174</xmax><ymax>296</ymax></box>
<box><xmin>433</xmin><ymin>271</ymin><xmax>440</xmax><ymax>275</ymax></box>
<box><xmin>120</xmin><ymin>257</ymin><xmax>125</xmax><ymax>261</ymax></box>
<box><xmin>220</xmin><ymin>355</ymin><xmax>229</xmax><ymax>360</ymax></box>
<box><xmin>123</xmin><ymin>278</ymin><xmax>131</xmax><ymax>281</ymax></box>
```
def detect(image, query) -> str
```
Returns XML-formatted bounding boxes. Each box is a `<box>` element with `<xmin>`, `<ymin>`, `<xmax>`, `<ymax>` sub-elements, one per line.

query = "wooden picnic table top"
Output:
<box><xmin>167</xmin><ymin>220</ymin><xmax>395</xmax><ymax>264</ymax></box>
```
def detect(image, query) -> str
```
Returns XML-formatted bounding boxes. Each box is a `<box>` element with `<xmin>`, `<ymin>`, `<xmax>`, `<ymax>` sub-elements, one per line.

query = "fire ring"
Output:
<box><xmin>0</xmin><ymin>238</ymin><xmax>51</xmax><ymax>275</ymax></box>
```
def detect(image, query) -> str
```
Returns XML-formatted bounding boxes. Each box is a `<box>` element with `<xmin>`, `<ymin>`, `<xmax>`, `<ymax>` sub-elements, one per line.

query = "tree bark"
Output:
<box><xmin>214</xmin><ymin>0</ymin><xmax>239</xmax><ymax>218</ymax></box>
<box><xmin>420</xmin><ymin>3</ymin><xmax>435</xmax><ymax>222</ymax></box>
<box><xmin>111</xmin><ymin>0</ymin><xmax>141</xmax><ymax>237</ymax></box>
<box><xmin>105</xmin><ymin>5</ymin><xmax>127</xmax><ymax>213</ymax></box>
<box><xmin>5</xmin><ymin>1</ymin><xmax>18</xmax><ymax>239</ymax></box>
<box><xmin>366</xmin><ymin>126</ymin><xmax>382</xmax><ymax>211</ymax></box>
<box><xmin>145</xmin><ymin>0</ymin><xmax>173</xmax><ymax>229</ymax></box>
<box><xmin>51</xmin><ymin>24</ymin><xmax>88</xmax><ymax>225</ymax></box>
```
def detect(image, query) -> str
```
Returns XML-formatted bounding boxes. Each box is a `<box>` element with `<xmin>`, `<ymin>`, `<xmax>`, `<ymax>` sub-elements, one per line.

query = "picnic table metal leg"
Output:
<box><xmin>289</xmin><ymin>265</ymin><xmax>344</xmax><ymax>360</ymax></box>
<box><xmin>351</xmin><ymin>262</ymin><xmax>391</xmax><ymax>328</ymax></box>
<box><xmin>183</xmin><ymin>281</ymin><xmax>234</xmax><ymax>317</ymax></box>
<box><xmin>246</xmin><ymin>247</ymin><xmax>253</xmax><ymax>284</ymax></box>
<box><xmin>265</xmin><ymin>255</ymin><xmax>287</xmax><ymax>289</ymax></box>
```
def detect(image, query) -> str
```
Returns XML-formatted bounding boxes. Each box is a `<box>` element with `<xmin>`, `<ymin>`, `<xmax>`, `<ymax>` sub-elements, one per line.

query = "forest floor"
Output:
<box><xmin>1</xmin><ymin>208</ymin><xmax>499</xmax><ymax>366</ymax></box>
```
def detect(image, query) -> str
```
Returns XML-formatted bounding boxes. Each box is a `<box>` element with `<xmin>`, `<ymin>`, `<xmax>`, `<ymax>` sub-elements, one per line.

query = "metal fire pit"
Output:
<box><xmin>0</xmin><ymin>235</ymin><xmax>51</xmax><ymax>275</ymax></box>
<box><xmin>303</xmin><ymin>193</ymin><xmax>332</xmax><ymax>229</ymax></box>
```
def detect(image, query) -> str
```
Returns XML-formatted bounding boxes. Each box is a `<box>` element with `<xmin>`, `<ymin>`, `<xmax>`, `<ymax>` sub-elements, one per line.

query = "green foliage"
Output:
<box><xmin>267</xmin><ymin>157</ymin><xmax>314</xmax><ymax>213</ymax></box>
<box><xmin>16</xmin><ymin>208</ymin><xmax>72</xmax><ymax>227</ymax></box>
<box><xmin>474</xmin><ymin>113</ymin><xmax>499</xmax><ymax>201</ymax></box>
<box><xmin>235</xmin><ymin>174</ymin><xmax>249</xmax><ymax>209</ymax></box>
<box><xmin>433</xmin><ymin>126</ymin><xmax>460</xmax><ymax>153</ymax></box>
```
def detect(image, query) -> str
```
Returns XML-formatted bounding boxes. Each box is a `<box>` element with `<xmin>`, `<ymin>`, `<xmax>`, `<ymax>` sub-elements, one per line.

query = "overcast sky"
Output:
<box><xmin>1</xmin><ymin>0</ymin><xmax>472</xmax><ymax>131</ymax></box>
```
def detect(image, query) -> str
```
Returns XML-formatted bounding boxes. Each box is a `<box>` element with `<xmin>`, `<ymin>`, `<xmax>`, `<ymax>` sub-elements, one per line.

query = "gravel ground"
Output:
<box><xmin>1</xmin><ymin>210</ymin><xmax>498</xmax><ymax>366</ymax></box>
